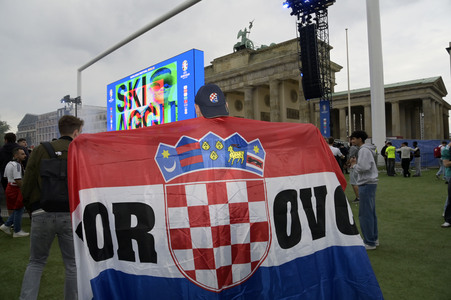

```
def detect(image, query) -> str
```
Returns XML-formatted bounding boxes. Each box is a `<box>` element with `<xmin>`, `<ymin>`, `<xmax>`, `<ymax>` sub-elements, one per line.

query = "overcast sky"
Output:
<box><xmin>1</xmin><ymin>0</ymin><xmax>450</xmax><ymax>132</ymax></box>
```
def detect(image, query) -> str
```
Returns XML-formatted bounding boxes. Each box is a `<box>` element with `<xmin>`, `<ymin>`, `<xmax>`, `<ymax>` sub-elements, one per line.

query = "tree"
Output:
<box><xmin>0</xmin><ymin>120</ymin><xmax>11</xmax><ymax>147</ymax></box>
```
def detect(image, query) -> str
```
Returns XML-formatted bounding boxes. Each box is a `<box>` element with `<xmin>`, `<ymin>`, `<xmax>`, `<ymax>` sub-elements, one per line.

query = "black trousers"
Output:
<box><xmin>401</xmin><ymin>158</ymin><xmax>411</xmax><ymax>177</ymax></box>
<box><xmin>445</xmin><ymin>180</ymin><xmax>451</xmax><ymax>223</ymax></box>
<box><xmin>387</xmin><ymin>158</ymin><xmax>395</xmax><ymax>176</ymax></box>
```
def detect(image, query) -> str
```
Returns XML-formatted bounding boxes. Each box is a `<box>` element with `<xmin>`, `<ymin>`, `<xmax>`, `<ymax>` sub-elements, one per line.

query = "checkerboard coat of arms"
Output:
<box><xmin>156</xmin><ymin>132</ymin><xmax>270</xmax><ymax>291</ymax></box>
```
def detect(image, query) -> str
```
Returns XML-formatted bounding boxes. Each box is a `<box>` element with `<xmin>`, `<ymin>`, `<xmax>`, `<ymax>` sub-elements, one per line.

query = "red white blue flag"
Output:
<box><xmin>68</xmin><ymin>117</ymin><xmax>383</xmax><ymax>299</ymax></box>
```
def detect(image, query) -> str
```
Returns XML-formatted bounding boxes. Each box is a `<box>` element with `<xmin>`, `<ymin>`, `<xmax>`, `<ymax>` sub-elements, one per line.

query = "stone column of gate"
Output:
<box><xmin>269</xmin><ymin>80</ymin><xmax>281</xmax><ymax>122</ymax></box>
<box><xmin>298</xmin><ymin>79</ymin><xmax>311</xmax><ymax>123</ymax></box>
<box><xmin>444</xmin><ymin>108</ymin><xmax>450</xmax><ymax>139</ymax></box>
<box><xmin>436</xmin><ymin>102</ymin><xmax>443</xmax><ymax>139</ymax></box>
<box><xmin>244</xmin><ymin>87</ymin><xmax>254</xmax><ymax>120</ymax></box>
<box><xmin>422</xmin><ymin>98</ymin><xmax>435</xmax><ymax>139</ymax></box>
<box><xmin>391</xmin><ymin>101</ymin><xmax>401</xmax><ymax>137</ymax></box>
<box><xmin>339</xmin><ymin>107</ymin><xmax>347</xmax><ymax>140</ymax></box>
<box><xmin>364</xmin><ymin>104</ymin><xmax>372</xmax><ymax>137</ymax></box>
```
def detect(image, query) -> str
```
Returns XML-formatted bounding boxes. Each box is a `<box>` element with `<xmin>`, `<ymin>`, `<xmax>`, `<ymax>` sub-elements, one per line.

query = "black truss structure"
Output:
<box><xmin>286</xmin><ymin>0</ymin><xmax>335</xmax><ymax>105</ymax></box>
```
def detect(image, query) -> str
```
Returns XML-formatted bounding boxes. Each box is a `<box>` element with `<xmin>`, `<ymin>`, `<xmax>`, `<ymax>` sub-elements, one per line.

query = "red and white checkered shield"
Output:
<box><xmin>165</xmin><ymin>179</ymin><xmax>271</xmax><ymax>292</ymax></box>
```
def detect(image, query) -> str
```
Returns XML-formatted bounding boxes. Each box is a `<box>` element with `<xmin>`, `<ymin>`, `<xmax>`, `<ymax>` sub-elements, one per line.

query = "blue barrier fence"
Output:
<box><xmin>389</xmin><ymin>139</ymin><xmax>447</xmax><ymax>168</ymax></box>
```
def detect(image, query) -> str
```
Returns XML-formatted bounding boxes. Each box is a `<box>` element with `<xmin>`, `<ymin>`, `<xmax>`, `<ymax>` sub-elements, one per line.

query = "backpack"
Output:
<box><xmin>39</xmin><ymin>142</ymin><xmax>69</xmax><ymax>212</ymax></box>
<box><xmin>434</xmin><ymin>146</ymin><xmax>442</xmax><ymax>158</ymax></box>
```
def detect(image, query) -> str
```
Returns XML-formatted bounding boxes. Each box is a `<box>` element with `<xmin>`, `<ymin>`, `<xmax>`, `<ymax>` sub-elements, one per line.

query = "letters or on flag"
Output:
<box><xmin>68</xmin><ymin>117</ymin><xmax>383</xmax><ymax>299</ymax></box>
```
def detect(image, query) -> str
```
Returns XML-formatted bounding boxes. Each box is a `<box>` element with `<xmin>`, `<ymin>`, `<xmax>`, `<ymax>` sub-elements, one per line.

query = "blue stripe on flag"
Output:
<box><xmin>90</xmin><ymin>246</ymin><xmax>383</xmax><ymax>299</ymax></box>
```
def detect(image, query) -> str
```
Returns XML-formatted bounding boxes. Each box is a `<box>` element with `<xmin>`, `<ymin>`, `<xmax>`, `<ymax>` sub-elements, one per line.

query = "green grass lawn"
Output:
<box><xmin>344</xmin><ymin>168</ymin><xmax>451</xmax><ymax>300</ymax></box>
<box><xmin>0</xmin><ymin>168</ymin><xmax>450</xmax><ymax>299</ymax></box>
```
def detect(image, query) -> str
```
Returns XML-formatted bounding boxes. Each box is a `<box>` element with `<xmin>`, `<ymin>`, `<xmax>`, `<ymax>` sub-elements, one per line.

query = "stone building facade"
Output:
<box><xmin>205</xmin><ymin>38</ymin><xmax>450</xmax><ymax>140</ymax></box>
<box><xmin>205</xmin><ymin>38</ymin><xmax>341</xmax><ymax>124</ymax></box>
<box><xmin>324</xmin><ymin>77</ymin><xmax>451</xmax><ymax>140</ymax></box>
<box><xmin>16</xmin><ymin>114</ymin><xmax>38</xmax><ymax>146</ymax></box>
<box><xmin>16</xmin><ymin>105</ymin><xmax>107</xmax><ymax>147</ymax></box>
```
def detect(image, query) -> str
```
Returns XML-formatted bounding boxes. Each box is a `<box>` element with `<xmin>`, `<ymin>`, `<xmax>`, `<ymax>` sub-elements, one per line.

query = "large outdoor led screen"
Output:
<box><xmin>107</xmin><ymin>49</ymin><xmax>204</xmax><ymax>131</ymax></box>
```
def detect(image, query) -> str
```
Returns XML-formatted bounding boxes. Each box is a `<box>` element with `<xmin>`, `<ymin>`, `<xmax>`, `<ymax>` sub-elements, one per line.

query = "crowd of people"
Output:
<box><xmin>0</xmin><ymin>133</ymin><xmax>30</xmax><ymax>237</ymax></box>
<box><xmin>0</xmin><ymin>115</ymin><xmax>83</xmax><ymax>299</ymax></box>
<box><xmin>327</xmin><ymin>135</ymin><xmax>451</xmax><ymax>249</ymax></box>
<box><xmin>327</xmin><ymin>137</ymin><xmax>427</xmax><ymax>179</ymax></box>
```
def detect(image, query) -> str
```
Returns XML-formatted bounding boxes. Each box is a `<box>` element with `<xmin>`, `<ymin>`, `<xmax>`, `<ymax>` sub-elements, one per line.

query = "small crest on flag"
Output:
<box><xmin>155</xmin><ymin>132</ymin><xmax>266</xmax><ymax>182</ymax></box>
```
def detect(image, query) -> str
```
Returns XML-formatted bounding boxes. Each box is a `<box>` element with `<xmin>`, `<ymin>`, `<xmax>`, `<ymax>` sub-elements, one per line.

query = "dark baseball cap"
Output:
<box><xmin>194</xmin><ymin>84</ymin><xmax>229</xmax><ymax>118</ymax></box>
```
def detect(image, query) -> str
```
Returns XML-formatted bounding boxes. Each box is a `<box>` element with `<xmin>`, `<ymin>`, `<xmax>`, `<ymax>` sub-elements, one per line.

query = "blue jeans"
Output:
<box><xmin>437</xmin><ymin>159</ymin><xmax>444</xmax><ymax>177</ymax></box>
<box><xmin>4</xmin><ymin>207</ymin><xmax>24</xmax><ymax>232</ymax></box>
<box><xmin>358</xmin><ymin>184</ymin><xmax>378</xmax><ymax>246</ymax></box>
<box><xmin>20</xmin><ymin>212</ymin><xmax>77</xmax><ymax>300</ymax></box>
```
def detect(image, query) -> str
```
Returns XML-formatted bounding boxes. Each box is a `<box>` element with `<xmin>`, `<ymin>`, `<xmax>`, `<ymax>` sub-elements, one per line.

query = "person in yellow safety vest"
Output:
<box><xmin>385</xmin><ymin>142</ymin><xmax>396</xmax><ymax>176</ymax></box>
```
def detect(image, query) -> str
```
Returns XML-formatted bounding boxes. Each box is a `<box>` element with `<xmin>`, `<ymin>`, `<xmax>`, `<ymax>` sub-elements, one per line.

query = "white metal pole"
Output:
<box><xmin>346</xmin><ymin>28</ymin><xmax>351</xmax><ymax>138</ymax></box>
<box><xmin>366</xmin><ymin>0</ymin><xmax>386</xmax><ymax>162</ymax></box>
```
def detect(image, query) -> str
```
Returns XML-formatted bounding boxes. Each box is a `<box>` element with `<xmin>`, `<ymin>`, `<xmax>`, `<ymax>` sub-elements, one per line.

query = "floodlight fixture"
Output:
<box><xmin>60</xmin><ymin>95</ymin><xmax>82</xmax><ymax>117</ymax></box>
<box><xmin>284</xmin><ymin>0</ymin><xmax>336</xmax><ymax>20</ymax></box>
<box><xmin>61</xmin><ymin>95</ymin><xmax>71</xmax><ymax>103</ymax></box>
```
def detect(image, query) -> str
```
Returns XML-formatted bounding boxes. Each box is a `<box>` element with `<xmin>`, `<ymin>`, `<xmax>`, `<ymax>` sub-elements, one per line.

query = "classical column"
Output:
<box><xmin>364</xmin><ymin>104</ymin><xmax>372</xmax><ymax>137</ymax></box>
<box><xmin>339</xmin><ymin>107</ymin><xmax>347</xmax><ymax>140</ymax></box>
<box><xmin>279</xmin><ymin>82</ymin><xmax>288</xmax><ymax>122</ymax></box>
<box><xmin>253</xmin><ymin>88</ymin><xmax>261</xmax><ymax>120</ymax></box>
<box><xmin>436</xmin><ymin>102</ymin><xmax>443</xmax><ymax>139</ymax></box>
<box><xmin>422</xmin><ymin>98</ymin><xmax>434</xmax><ymax>139</ymax></box>
<box><xmin>444</xmin><ymin>109</ymin><xmax>450</xmax><ymax>140</ymax></box>
<box><xmin>269</xmin><ymin>80</ymin><xmax>280</xmax><ymax>122</ymax></box>
<box><xmin>391</xmin><ymin>101</ymin><xmax>401</xmax><ymax>137</ymax></box>
<box><xmin>244</xmin><ymin>87</ymin><xmax>254</xmax><ymax>120</ymax></box>
<box><xmin>432</xmin><ymin>101</ymin><xmax>438</xmax><ymax>139</ymax></box>
<box><xmin>405</xmin><ymin>105</ymin><xmax>412</xmax><ymax>138</ymax></box>
<box><xmin>298</xmin><ymin>79</ymin><xmax>310</xmax><ymax>123</ymax></box>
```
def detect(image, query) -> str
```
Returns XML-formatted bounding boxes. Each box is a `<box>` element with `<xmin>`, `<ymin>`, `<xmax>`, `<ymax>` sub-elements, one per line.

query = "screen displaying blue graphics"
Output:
<box><xmin>107</xmin><ymin>49</ymin><xmax>204</xmax><ymax>131</ymax></box>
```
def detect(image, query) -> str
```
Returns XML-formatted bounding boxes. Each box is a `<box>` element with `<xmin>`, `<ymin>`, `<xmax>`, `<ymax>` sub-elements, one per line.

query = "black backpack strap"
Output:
<box><xmin>41</xmin><ymin>142</ymin><xmax>57</xmax><ymax>158</ymax></box>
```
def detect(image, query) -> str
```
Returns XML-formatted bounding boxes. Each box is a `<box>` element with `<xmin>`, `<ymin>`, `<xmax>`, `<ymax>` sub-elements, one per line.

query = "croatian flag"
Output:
<box><xmin>68</xmin><ymin>117</ymin><xmax>383</xmax><ymax>300</ymax></box>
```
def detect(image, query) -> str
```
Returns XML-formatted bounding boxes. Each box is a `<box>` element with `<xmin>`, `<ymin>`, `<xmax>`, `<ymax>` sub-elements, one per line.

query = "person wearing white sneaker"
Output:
<box><xmin>3</xmin><ymin>147</ymin><xmax>28</xmax><ymax>237</ymax></box>
<box><xmin>0</xmin><ymin>223</ymin><xmax>12</xmax><ymax>235</ymax></box>
<box><xmin>349</xmin><ymin>131</ymin><xmax>379</xmax><ymax>250</ymax></box>
<box><xmin>364</xmin><ymin>244</ymin><xmax>376</xmax><ymax>250</ymax></box>
<box><xmin>13</xmin><ymin>230</ymin><xmax>29</xmax><ymax>238</ymax></box>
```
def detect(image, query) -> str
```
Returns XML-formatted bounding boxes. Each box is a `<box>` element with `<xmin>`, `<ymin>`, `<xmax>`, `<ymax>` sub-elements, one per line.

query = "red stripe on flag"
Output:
<box><xmin>176</xmin><ymin>142</ymin><xmax>200</xmax><ymax>154</ymax></box>
<box><xmin>180</xmin><ymin>155</ymin><xmax>203</xmax><ymax>167</ymax></box>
